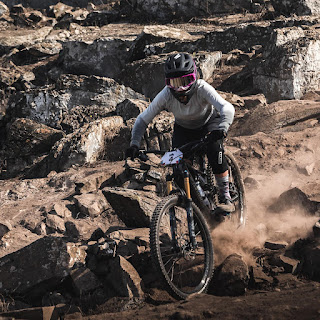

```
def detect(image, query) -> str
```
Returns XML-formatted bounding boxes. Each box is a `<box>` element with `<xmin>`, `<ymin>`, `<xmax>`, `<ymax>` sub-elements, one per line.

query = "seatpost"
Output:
<box><xmin>183</xmin><ymin>170</ymin><xmax>197</xmax><ymax>247</ymax></box>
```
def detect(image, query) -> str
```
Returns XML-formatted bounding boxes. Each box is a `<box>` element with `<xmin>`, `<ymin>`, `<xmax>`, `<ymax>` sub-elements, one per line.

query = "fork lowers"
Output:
<box><xmin>183</xmin><ymin>170</ymin><xmax>197</xmax><ymax>247</ymax></box>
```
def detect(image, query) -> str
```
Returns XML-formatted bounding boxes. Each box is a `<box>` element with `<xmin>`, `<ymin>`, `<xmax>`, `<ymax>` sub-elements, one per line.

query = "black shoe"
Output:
<box><xmin>216</xmin><ymin>198</ymin><xmax>235</xmax><ymax>214</ymax></box>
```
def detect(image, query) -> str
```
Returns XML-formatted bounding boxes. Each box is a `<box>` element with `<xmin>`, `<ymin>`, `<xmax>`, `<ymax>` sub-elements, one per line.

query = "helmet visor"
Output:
<box><xmin>165</xmin><ymin>72</ymin><xmax>196</xmax><ymax>92</ymax></box>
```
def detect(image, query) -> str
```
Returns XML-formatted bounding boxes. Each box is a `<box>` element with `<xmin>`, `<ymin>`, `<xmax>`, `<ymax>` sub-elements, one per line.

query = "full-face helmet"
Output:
<box><xmin>164</xmin><ymin>52</ymin><xmax>197</xmax><ymax>104</ymax></box>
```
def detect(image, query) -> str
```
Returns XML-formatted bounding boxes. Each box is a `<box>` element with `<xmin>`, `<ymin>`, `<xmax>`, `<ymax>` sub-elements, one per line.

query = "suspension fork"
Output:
<box><xmin>183</xmin><ymin>170</ymin><xmax>197</xmax><ymax>248</ymax></box>
<box><xmin>166</xmin><ymin>174</ymin><xmax>178</xmax><ymax>249</ymax></box>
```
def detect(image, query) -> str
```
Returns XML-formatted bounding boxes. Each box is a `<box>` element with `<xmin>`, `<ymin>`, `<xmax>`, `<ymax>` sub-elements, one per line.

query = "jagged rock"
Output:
<box><xmin>0</xmin><ymin>1</ymin><xmax>8</xmax><ymax>17</ymax></box>
<box><xmin>121</xmin><ymin>0</ymin><xmax>252</xmax><ymax>22</ymax></box>
<box><xmin>268</xmin><ymin>181</ymin><xmax>320</xmax><ymax>214</ymax></box>
<box><xmin>108</xmin><ymin>228</ymin><xmax>149</xmax><ymax>257</ymax></box>
<box><xmin>292</xmin><ymin>238</ymin><xmax>320</xmax><ymax>281</ymax></box>
<box><xmin>313</xmin><ymin>220</ymin><xmax>320</xmax><ymax>238</ymax></box>
<box><xmin>254</xmin><ymin>30</ymin><xmax>320</xmax><ymax>101</ymax></box>
<box><xmin>264</xmin><ymin>240</ymin><xmax>288</xmax><ymax>250</ymax></box>
<box><xmin>250</xmin><ymin>265</ymin><xmax>274</xmax><ymax>289</ymax></box>
<box><xmin>129</xmin><ymin>25</ymin><xmax>198</xmax><ymax>62</ymax></box>
<box><xmin>116</xmin><ymin>99</ymin><xmax>148</xmax><ymax>122</ymax></box>
<box><xmin>75</xmin><ymin>171</ymin><xmax>116</xmax><ymax>194</ymax></box>
<box><xmin>70</xmin><ymin>267</ymin><xmax>101</xmax><ymax>296</ymax></box>
<box><xmin>74</xmin><ymin>191</ymin><xmax>110</xmax><ymax>218</ymax></box>
<box><xmin>24</xmin><ymin>116</ymin><xmax>124</xmax><ymax>178</ymax></box>
<box><xmin>5</xmin><ymin>118</ymin><xmax>64</xmax><ymax>157</ymax></box>
<box><xmin>0</xmin><ymin>236</ymin><xmax>86</xmax><ymax>296</ymax></box>
<box><xmin>102</xmin><ymin>187</ymin><xmax>159</xmax><ymax>227</ymax></box>
<box><xmin>232</xmin><ymin>100</ymin><xmax>320</xmax><ymax>136</ymax></box>
<box><xmin>209</xmin><ymin>254</ymin><xmax>249</xmax><ymax>296</ymax></box>
<box><xmin>271</xmin><ymin>0</ymin><xmax>320</xmax><ymax>16</ymax></box>
<box><xmin>0</xmin><ymin>221</ymin><xmax>12</xmax><ymax>240</ymax></box>
<box><xmin>51</xmin><ymin>201</ymin><xmax>73</xmax><ymax>219</ymax></box>
<box><xmin>2</xmin><ymin>0</ymin><xmax>94</xmax><ymax>9</ymax></box>
<box><xmin>47</xmin><ymin>2</ymin><xmax>73</xmax><ymax>19</ymax></box>
<box><xmin>7</xmin><ymin>74</ymin><xmax>144</xmax><ymax>131</ymax></box>
<box><xmin>297</xmin><ymin>162</ymin><xmax>315</xmax><ymax>176</ymax></box>
<box><xmin>1</xmin><ymin>118</ymin><xmax>64</xmax><ymax>178</ymax></box>
<box><xmin>45</xmin><ymin>213</ymin><xmax>66</xmax><ymax>233</ymax></box>
<box><xmin>243</xmin><ymin>94</ymin><xmax>267</xmax><ymax>109</ymax></box>
<box><xmin>0</xmin><ymin>27</ymin><xmax>53</xmax><ymax>55</ymax></box>
<box><xmin>62</xmin><ymin>38</ymin><xmax>130</xmax><ymax>79</ymax></box>
<box><xmin>106</xmin><ymin>255</ymin><xmax>144</xmax><ymax>298</ymax></box>
<box><xmin>196</xmin><ymin>22</ymin><xmax>272</xmax><ymax>54</ymax></box>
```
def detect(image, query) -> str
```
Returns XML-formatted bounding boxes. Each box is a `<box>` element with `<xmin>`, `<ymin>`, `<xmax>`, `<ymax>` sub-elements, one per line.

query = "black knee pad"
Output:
<box><xmin>206</xmin><ymin>140</ymin><xmax>228</xmax><ymax>174</ymax></box>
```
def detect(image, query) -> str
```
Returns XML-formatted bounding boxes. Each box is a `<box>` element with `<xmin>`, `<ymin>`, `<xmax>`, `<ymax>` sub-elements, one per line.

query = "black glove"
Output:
<box><xmin>125</xmin><ymin>145</ymin><xmax>139</xmax><ymax>160</ymax></box>
<box><xmin>207</xmin><ymin>130</ymin><xmax>227</xmax><ymax>141</ymax></box>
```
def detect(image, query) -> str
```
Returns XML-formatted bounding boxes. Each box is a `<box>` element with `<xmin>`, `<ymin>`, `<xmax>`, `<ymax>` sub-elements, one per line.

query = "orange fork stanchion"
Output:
<box><xmin>183</xmin><ymin>170</ymin><xmax>197</xmax><ymax>247</ymax></box>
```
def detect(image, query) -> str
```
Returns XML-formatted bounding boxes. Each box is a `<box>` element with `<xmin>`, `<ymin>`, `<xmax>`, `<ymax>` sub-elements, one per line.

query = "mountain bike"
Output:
<box><xmin>135</xmin><ymin>135</ymin><xmax>247</xmax><ymax>299</ymax></box>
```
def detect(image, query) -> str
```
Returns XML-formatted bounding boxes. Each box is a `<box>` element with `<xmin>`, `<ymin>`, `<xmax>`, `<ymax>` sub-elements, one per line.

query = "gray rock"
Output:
<box><xmin>62</xmin><ymin>38</ymin><xmax>130</xmax><ymax>79</ymax></box>
<box><xmin>24</xmin><ymin>116</ymin><xmax>124</xmax><ymax>178</ymax></box>
<box><xmin>268</xmin><ymin>182</ymin><xmax>320</xmax><ymax>214</ymax></box>
<box><xmin>0</xmin><ymin>236</ymin><xmax>86</xmax><ymax>296</ymax></box>
<box><xmin>232</xmin><ymin>100</ymin><xmax>320</xmax><ymax>136</ymax></box>
<box><xmin>74</xmin><ymin>191</ymin><xmax>110</xmax><ymax>218</ymax></box>
<box><xmin>45</xmin><ymin>213</ymin><xmax>66</xmax><ymax>233</ymax></box>
<box><xmin>253</xmin><ymin>30</ymin><xmax>320</xmax><ymax>101</ymax></box>
<box><xmin>264</xmin><ymin>240</ymin><xmax>288</xmax><ymax>250</ymax></box>
<box><xmin>106</xmin><ymin>255</ymin><xmax>144</xmax><ymax>299</ymax></box>
<box><xmin>102</xmin><ymin>187</ymin><xmax>159</xmax><ymax>227</ymax></box>
<box><xmin>0</xmin><ymin>1</ymin><xmax>8</xmax><ymax>17</ymax></box>
<box><xmin>209</xmin><ymin>253</ymin><xmax>249</xmax><ymax>296</ymax></box>
<box><xmin>116</xmin><ymin>99</ymin><xmax>148</xmax><ymax>122</ymax></box>
<box><xmin>70</xmin><ymin>267</ymin><xmax>101</xmax><ymax>296</ymax></box>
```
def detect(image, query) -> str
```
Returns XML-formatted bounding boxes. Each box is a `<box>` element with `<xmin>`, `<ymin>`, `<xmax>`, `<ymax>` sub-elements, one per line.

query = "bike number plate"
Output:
<box><xmin>160</xmin><ymin>149</ymin><xmax>183</xmax><ymax>166</ymax></box>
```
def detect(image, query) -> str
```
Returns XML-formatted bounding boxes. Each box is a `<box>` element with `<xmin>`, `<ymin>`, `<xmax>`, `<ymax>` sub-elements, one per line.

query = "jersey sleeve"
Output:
<box><xmin>130</xmin><ymin>87</ymin><xmax>169</xmax><ymax>147</ymax></box>
<box><xmin>199</xmin><ymin>81</ymin><xmax>235</xmax><ymax>132</ymax></box>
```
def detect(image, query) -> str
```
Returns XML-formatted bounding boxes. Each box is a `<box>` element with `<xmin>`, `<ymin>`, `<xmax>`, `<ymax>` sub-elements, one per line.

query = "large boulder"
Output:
<box><xmin>209</xmin><ymin>253</ymin><xmax>249</xmax><ymax>296</ymax></box>
<box><xmin>271</xmin><ymin>0</ymin><xmax>320</xmax><ymax>15</ymax></box>
<box><xmin>62</xmin><ymin>38</ymin><xmax>130</xmax><ymax>79</ymax></box>
<box><xmin>24</xmin><ymin>116</ymin><xmax>124</xmax><ymax>178</ymax></box>
<box><xmin>231</xmin><ymin>100</ymin><xmax>320</xmax><ymax>136</ymax></box>
<box><xmin>268</xmin><ymin>181</ymin><xmax>320</xmax><ymax>215</ymax></box>
<box><xmin>253</xmin><ymin>29</ymin><xmax>320</xmax><ymax>102</ymax></box>
<box><xmin>7</xmin><ymin>74</ymin><xmax>145</xmax><ymax>131</ymax></box>
<box><xmin>128</xmin><ymin>25</ymin><xmax>198</xmax><ymax>62</ymax></box>
<box><xmin>0</xmin><ymin>236</ymin><xmax>86</xmax><ymax>297</ymax></box>
<box><xmin>102</xmin><ymin>187</ymin><xmax>159</xmax><ymax>227</ymax></box>
<box><xmin>120</xmin><ymin>0</ymin><xmax>253</xmax><ymax>22</ymax></box>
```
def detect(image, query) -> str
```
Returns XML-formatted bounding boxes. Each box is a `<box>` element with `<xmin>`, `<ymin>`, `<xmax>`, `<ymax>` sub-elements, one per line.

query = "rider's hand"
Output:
<box><xmin>125</xmin><ymin>145</ymin><xmax>139</xmax><ymax>160</ymax></box>
<box><xmin>207</xmin><ymin>130</ymin><xmax>227</xmax><ymax>141</ymax></box>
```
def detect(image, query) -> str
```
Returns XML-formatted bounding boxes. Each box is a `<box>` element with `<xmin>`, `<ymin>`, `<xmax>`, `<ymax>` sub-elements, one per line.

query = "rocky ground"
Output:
<box><xmin>0</xmin><ymin>1</ymin><xmax>320</xmax><ymax>319</ymax></box>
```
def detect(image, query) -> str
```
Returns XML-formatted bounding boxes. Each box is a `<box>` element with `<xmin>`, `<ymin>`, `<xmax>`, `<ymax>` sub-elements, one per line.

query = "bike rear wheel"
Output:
<box><xmin>149</xmin><ymin>195</ymin><xmax>214</xmax><ymax>299</ymax></box>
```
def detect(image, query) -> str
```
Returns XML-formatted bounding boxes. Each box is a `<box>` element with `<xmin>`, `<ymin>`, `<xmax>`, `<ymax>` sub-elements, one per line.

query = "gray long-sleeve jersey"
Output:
<box><xmin>130</xmin><ymin>79</ymin><xmax>235</xmax><ymax>147</ymax></box>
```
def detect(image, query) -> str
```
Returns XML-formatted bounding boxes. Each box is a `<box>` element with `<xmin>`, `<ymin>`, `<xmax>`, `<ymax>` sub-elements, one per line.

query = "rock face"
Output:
<box><xmin>0</xmin><ymin>236</ymin><xmax>86</xmax><ymax>297</ymax></box>
<box><xmin>254</xmin><ymin>31</ymin><xmax>320</xmax><ymax>101</ymax></box>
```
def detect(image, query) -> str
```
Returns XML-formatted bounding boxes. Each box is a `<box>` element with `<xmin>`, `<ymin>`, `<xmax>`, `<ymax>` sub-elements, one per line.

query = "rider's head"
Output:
<box><xmin>164</xmin><ymin>52</ymin><xmax>198</xmax><ymax>104</ymax></box>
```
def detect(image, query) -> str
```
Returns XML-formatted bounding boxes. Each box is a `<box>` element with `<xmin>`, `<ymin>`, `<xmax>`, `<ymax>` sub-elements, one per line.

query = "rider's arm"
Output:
<box><xmin>130</xmin><ymin>87</ymin><xmax>170</xmax><ymax>147</ymax></box>
<box><xmin>199</xmin><ymin>80</ymin><xmax>235</xmax><ymax>133</ymax></box>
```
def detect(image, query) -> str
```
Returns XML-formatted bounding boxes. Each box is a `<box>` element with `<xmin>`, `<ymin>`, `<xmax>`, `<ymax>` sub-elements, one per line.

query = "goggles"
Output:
<box><xmin>165</xmin><ymin>71</ymin><xmax>197</xmax><ymax>92</ymax></box>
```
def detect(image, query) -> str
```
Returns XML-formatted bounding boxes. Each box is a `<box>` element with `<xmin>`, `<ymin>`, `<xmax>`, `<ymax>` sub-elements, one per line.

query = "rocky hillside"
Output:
<box><xmin>0</xmin><ymin>0</ymin><xmax>319</xmax><ymax>319</ymax></box>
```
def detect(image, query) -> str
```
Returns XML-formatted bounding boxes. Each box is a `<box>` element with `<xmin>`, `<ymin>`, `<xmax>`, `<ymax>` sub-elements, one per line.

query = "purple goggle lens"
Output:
<box><xmin>165</xmin><ymin>72</ymin><xmax>196</xmax><ymax>91</ymax></box>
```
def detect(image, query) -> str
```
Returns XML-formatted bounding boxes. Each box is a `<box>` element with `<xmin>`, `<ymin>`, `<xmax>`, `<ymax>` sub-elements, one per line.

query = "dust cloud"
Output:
<box><xmin>211</xmin><ymin>169</ymin><xmax>319</xmax><ymax>265</ymax></box>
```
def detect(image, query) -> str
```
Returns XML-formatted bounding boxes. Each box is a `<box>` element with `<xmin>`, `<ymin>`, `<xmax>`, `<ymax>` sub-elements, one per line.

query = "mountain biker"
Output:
<box><xmin>126</xmin><ymin>52</ymin><xmax>235</xmax><ymax>214</ymax></box>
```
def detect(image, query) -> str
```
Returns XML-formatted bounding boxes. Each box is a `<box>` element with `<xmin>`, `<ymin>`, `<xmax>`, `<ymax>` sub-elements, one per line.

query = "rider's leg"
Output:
<box><xmin>206</xmin><ymin>139</ymin><xmax>235</xmax><ymax>214</ymax></box>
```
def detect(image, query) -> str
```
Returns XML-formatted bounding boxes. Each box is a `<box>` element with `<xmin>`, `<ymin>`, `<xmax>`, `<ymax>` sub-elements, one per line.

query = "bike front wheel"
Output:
<box><xmin>149</xmin><ymin>195</ymin><xmax>214</xmax><ymax>299</ymax></box>
<box><xmin>225</xmin><ymin>149</ymin><xmax>247</xmax><ymax>228</ymax></box>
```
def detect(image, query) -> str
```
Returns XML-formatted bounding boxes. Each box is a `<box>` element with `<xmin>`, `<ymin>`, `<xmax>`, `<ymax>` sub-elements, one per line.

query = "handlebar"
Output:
<box><xmin>131</xmin><ymin>131</ymin><xmax>224</xmax><ymax>163</ymax></box>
